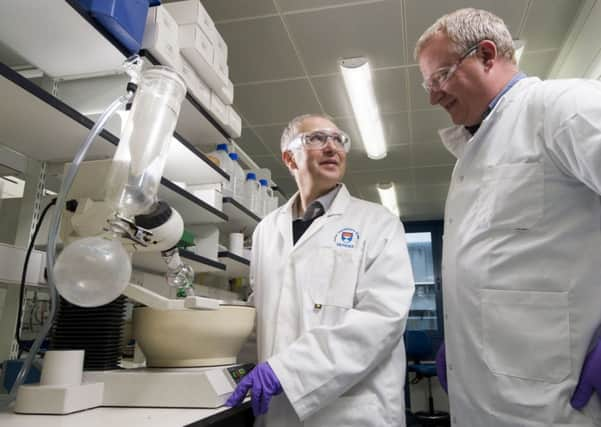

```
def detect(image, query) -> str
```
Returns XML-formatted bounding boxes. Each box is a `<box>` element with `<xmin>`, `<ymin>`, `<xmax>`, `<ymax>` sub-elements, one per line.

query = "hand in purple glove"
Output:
<box><xmin>225</xmin><ymin>361</ymin><xmax>283</xmax><ymax>416</ymax></box>
<box><xmin>436</xmin><ymin>343</ymin><xmax>448</xmax><ymax>393</ymax></box>
<box><xmin>571</xmin><ymin>337</ymin><xmax>601</xmax><ymax>410</ymax></box>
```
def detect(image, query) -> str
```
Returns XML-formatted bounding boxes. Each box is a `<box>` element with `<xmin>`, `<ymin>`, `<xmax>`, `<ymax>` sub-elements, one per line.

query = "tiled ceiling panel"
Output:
<box><xmin>235</xmin><ymin>79</ymin><xmax>321</xmax><ymax>125</ymax></box>
<box><xmin>276</xmin><ymin>0</ymin><xmax>370</xmax><ymax>13</ymax></box>
<box><xmin>346</xmin><ymin>144</ymin><xmax>412</xmax><ymax>172</ymax></box>
<box><xmin>520</xmin><ymin>0</ymin><xmax>582</xmax><ymax>51</ymax></box>
<box><xmin>284</xmin><ymin>0</ymin><xmax>406</xmax><ymax>75</ymax></box>
<box><xmin>520</xmin><ymin>50</ymin><xmax>560</xmax><ymax>79</ymax></box>
<box><xmin>253</xmin><ymin>124</ymin><xmax>288</xmax><ymax>154</ymax></box>
<box><xmin>237</xmin><ymin>128</ymin><xmax>272</xmax><ymax>156</ymax></box>
<box><xmin>411</xmin><ymin>110</ymin><xmax>453</xmax><ymax>143</ymax></box>
<box><xmin>216</xmin><ymin>17</ymin><xmax>305</xmax><ymax>83</ymax></box>
<box><xmin>203</xmin><ymin>0</ymin><xmax>277</xmax><ymax>21</ymax></box>
<box><xmin>411</xmin><ymin>141</ymin><xmax>456</xmax><ymax>167</ymax></box>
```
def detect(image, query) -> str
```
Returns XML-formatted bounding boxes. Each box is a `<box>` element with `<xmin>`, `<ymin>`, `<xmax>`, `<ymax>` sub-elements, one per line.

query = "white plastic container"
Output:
<box><xmin>244</xmin><ymin>172</ymin><xmax>260</xmax><ymax>214</ymax></box>
<box><xmin>207</xmin><ymin>144</ymin><xmax>233</xmax><ymax>196</ymax></box>
<box><xmin>228</xmin><ymin>152</ymin><xmax>245</xmax><ymax>201</ymax></box>
<box><xmin>258</xmin><ymin>179</ymin><xmax>269</xmax><ymax>218</ymax></box>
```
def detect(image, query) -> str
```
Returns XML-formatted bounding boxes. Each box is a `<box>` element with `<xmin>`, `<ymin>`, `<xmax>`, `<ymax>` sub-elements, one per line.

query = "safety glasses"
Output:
<box><xmin>287</xmin><ymin>128</ymin><xmax>351</xmax><ymax>153</ymax></box>
<box><xmin>422</xmin><ymin>43</ymin><xmax>480</xmax><ymax>94</ymax></box>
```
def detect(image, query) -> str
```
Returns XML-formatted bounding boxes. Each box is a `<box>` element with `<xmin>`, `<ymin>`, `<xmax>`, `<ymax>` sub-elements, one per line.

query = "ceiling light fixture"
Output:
<box><xmin>339</xmin><ymin>57</ymin><xmax>387</xmax><ymax>160</ymax></box>
<box><xmin>377</xmin><ymin>182</ymin><xmax>399</xmax><ymax>217</ymax></box>
<box><xmin>513</xmin><ymin>40</ymin><xmax>526</xmax><ymax>65</ymax></box>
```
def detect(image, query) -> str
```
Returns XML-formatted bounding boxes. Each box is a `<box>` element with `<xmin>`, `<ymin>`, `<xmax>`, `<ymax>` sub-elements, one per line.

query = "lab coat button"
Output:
<box><xmin>448</xmin><ymin>363</ymin><xmax>453</xmax><ymax>371</ymax></box>
<box><xmin>452</xmin><ymin>416</ymin><xmax>457</xmax><ymax>424</ymax></box>
<box><xmin>448</xmin><ymin>218</ymin><xmax>454</xmax><ymax>225</ymax></box>
<box><xmin>459</xmin><ymin>175</ymin><xmax>464</xmax><ymax>182</ymax></box>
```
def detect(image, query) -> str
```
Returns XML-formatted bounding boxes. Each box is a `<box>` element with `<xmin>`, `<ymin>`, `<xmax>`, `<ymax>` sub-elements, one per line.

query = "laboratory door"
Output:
<box><xmin>404</xmin><ymin>221</ymin><xmax>444</xmax><ymax>355</ymax></box>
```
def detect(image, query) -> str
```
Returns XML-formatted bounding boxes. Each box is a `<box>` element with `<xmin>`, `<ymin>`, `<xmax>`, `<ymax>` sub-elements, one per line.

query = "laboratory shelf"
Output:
<box><xmin>132</xmin><ymin>249</ymin><xmax>225</xmax><ymax>276</ymax></box>
<box><xmin>159</xmin><ymin>179</ymin><xmax>227</xmax><ymax>226</ymax></box>
<box><xmin>163</xmin><ymin>133</ymin><xmax>229</xmax><ymax>187</ymax></box>
<box><xmin>0</xmin><ymin>62</ymin><xmax>228</xmax><ymax>226</ymax></box>
<box><xmin>220</xmin><ymin>197</ymin><xmax>262</xmax><ymax>235</ymax></box>
<box><xmin>0</xmin><ymin>61</ymin><xmax>117</xmax><ymax>163</ymax></box>
<box><xmin>214</xmin><ymin>251</ymin><xmax>250</xmax><ymax>278</ymax></box>
<box><xmin>0</xmin><ymin>0</ymin><xmax>128</xmax><ymax>79</ymax></box>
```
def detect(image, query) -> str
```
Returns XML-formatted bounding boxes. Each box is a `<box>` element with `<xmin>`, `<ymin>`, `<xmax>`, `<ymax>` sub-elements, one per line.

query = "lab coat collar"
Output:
<box><xmin>274</xmin><ymin>184</ymin><xmax>351</xmax><ymax>250</ymax></box>
<box><xmin>439</xmin><ymin>77</ymin><xmax>541</xmax><ymax>159</ymax></box>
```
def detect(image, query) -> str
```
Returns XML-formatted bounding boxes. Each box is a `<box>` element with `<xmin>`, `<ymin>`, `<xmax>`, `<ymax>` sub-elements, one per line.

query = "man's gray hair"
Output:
<box><xmin>280</xmin><ymin>113</ymin><xmax>335</xmax><ymax>152</ymax></box>
<box><xmin>414</xmin><ymin>8</ymin><xmax>516</xmax><ymax>64</ymax></box>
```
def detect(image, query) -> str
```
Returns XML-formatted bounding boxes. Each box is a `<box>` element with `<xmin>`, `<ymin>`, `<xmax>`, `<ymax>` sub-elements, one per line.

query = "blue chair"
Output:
<box><xmin>405</xmin><ymin>330</ymin><xmax>450</xmax><ymax>427</ymax></box>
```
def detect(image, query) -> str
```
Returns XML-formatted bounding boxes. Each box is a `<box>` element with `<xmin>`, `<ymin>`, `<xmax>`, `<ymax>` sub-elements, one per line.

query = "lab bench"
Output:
<box><xmin>0</xmin><ymin>401</ymin><xmax>253</xmax><ymax>427</ymax></box>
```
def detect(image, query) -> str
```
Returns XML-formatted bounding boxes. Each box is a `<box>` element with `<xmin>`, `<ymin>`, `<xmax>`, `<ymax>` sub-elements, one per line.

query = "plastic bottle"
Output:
<box><xmin>258</xmin><ymin>179</ymin><xmax>269</xmax><ymax>217</ymax></box>
<box><xmin>228</xmin><ymin>152</ymin><xmax>245</xmax><ymax>200</ymax></box>
<box><xmin>244</xmin><ymin>172</ymin><xmax>260</xmax><ymax>214</ymax></box>
<box><xmin>208</xmin><ymin>144</ymin><xmax>233</xmax><ymax>196</ymax></box>
<box><xmin>265</xmin><ymin>180</ymin><xmax>276</xmax><ymax>215</ymax></box>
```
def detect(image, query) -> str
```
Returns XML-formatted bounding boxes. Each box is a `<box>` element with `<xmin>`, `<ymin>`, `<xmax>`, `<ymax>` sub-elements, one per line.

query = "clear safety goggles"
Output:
<box><xmin>287</xmin><ymin>128</ymin><xmax>351</xmax><ymax>153</ymax></box>
<box><xmin>421</xmin><ymin>43</ymin><xmax>480</xmax><ymax>94</ymax></box>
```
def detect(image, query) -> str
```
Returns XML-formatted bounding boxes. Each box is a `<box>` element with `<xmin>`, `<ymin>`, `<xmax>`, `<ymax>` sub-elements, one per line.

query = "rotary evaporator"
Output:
<box><xmin>6</xmin><ymin>57</ymin><xmax>255</xmax><ymax>415</ymax></box>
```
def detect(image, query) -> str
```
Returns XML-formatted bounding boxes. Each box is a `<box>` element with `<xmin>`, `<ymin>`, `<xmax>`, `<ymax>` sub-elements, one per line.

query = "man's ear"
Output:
<box><xmin>282</xmin><ymin>150</ymin><xmax>297</xmax><ymax>172</ymax></box>
<box><xmin>478</xmin><ymin>40</ymin><xmax>498</xmax><ymax>70</ymax></box>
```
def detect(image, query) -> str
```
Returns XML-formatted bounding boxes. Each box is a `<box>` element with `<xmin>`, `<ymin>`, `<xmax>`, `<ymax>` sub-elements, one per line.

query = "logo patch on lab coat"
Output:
<box><xmin>334</xmin><ymin>228</ymin><xmax>359</xmax><ymax>248</ymax></box>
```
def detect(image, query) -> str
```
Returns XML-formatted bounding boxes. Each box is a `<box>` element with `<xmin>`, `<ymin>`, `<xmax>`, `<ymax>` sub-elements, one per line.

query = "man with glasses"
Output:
<box><xmin>415</xmin><ymin>7</ymin><xmax>601</xmax><ymax>427</ymax></box>
<box><xmin>226</xmin><ymin>114</ymin><xmax>415</xmax><ymax>426</ymax></box>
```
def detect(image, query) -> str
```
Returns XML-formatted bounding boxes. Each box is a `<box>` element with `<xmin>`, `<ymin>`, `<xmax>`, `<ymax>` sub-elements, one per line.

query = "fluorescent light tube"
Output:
<box><xmin>339</xmin><ymin>57</ymin><xmax>387</xmax><ymax>159</ymax></box>
<box><xmin>377</xmin><ymin>182</ymin><xmax>399</xmax><ymax>217</ymax></box>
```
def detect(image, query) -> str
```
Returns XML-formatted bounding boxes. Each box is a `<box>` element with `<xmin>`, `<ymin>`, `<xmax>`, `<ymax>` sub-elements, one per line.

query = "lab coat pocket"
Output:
<box><xmin>307</xmin><ymin>248</ymin><xmax>359</xmax><ymax>312</ymax></box>
<box><xmin>481</xmin><ymin>289</ymin><xmax>571</xmax><ymax>383</ymax></box>
<box><xmin>483</xmin><ymin>162</ymin><xmax>544</xmax><ymax>230</ymax></box>
<box><xmin>305</xmin><ymin>394</ymin><xmax>382</xmax><ymax>427</ymax></box>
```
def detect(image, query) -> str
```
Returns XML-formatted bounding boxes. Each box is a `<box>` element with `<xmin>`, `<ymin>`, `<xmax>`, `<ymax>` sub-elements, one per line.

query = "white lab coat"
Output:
<box><xmin>440</xmin><ymin>77</ymin><xmax>601</xmax><ymax>426</ymax></box>
<box><xmin>249</xmin><ymin>184</ymin><xmax>415</xmax><ymax>427</ymax></box>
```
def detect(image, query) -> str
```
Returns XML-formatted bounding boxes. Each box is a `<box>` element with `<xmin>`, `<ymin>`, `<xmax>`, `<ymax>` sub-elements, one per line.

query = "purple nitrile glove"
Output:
<box><xmin>436</xmin><ymin>343</ymin><xmax>448</xmax><ymax>393</ymax></box>
<box><xmin>225</xmin><ymin>361</ymin><xmax>283</xmax><ymax>416</ymax></box>
<box><xmin>571</xmin><ymin>337</ymin><xmax>601</xmax><ymax>410</ymax></box>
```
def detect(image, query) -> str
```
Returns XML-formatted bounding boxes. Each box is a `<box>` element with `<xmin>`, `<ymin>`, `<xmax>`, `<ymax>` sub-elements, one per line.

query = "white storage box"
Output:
<box><xmin>164</xmin><ymin>0</ymin><xmax>215</xmax><ymax>41</ymax></box>
<box><xmin>179</xmin><ymin>23</ymin><xmax>214</xmax><ymax>69</ymax></box>
<box><xmin>178</xmin><ymin>22</ymin><xmax>231</xmax><ymax>96</ymax></box>
<box><xmin>214</xmin><ymin>54</ymin><xmax>228</xmax><ymax>82</ymax></box>
<box><xmin>187</xmin><ymin>225</ymin><xmax>219</xmax><ymax>260</ymax></box>
<box><xmin>210</xmin><ymin>91</ymin><xmax>228</xmax><ymax>128</ymax></box>
<box><xmin>218</xmin><ymin>78</ymin><xmax>234</xmax><ymax>105</ymax></box>
<box><xmin>225</xmin><ymin>106</ymin><xmax>242</xmax><ymax>139</ymax></box>
<box><xmin>211</xmin><ymin>29</ymin><xmax>228</xmax><ymax>65</ymax></box>
<box><xmin>181</xmin><ymin>57</ymin><xmax>211</xmax><ymax>110</ymax></box>
<box><xmin>142</xmin><ymin>6</ymin><xmax>182</xmax><ymax>71</ymax></box>
<box><xmin>187</xmin><ymin>183</ymin><xmax>223</xmax><ymax>211</ymax></box>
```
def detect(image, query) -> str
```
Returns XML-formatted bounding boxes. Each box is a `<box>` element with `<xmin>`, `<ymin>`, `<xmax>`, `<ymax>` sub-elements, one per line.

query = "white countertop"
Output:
<box><xmin>0</xmin><ymin>404</ymin><xmax>242</xmax><ymax>427</ymax></box>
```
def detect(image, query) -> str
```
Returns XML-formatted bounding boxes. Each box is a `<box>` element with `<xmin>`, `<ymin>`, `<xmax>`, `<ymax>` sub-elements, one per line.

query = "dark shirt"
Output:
<box><xmin>292</xmin><ymin>185</ymin><xmax>341</xmax><ymax>244</ymax></box>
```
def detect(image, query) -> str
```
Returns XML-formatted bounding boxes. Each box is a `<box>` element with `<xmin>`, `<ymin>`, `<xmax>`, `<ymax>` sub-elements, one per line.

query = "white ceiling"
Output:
<box><xmin>182</xmin><ymin>0</ymin><xmax>584</xmax><ymax>220</ymax></box>
<box><xmin>0</xmin><ymin>0</ymin><xmax>585</xmax><ymax>220</ymax></box>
